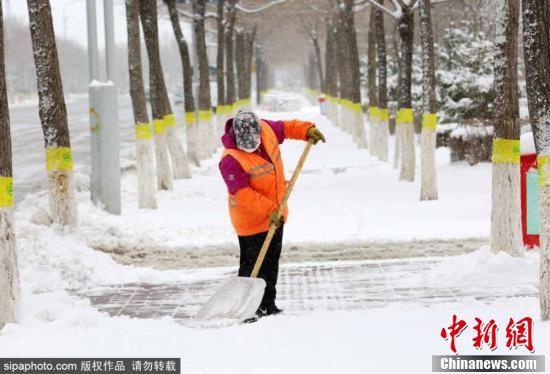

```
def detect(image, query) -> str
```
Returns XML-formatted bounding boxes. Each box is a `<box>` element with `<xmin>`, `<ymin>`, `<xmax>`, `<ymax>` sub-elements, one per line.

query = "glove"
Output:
<box><xmin>268</xmin><ymin>211</ymin><xmax>284</xmax><ymax>228</ymax></box>
<box><xmin>307</xmin><ymin>126</ymin><xmax>326</xmax><ymax>145</ymax></box>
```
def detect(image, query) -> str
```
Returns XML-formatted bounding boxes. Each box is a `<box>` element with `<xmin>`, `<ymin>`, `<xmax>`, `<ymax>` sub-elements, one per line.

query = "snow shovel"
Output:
<box><xmin>196</xmin><ymin>139</ymin><xmax>314</xmax><ymax>321</ymax></box>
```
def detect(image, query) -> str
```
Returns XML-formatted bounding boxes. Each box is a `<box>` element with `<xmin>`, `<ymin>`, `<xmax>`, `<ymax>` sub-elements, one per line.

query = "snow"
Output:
<box><xmin>12</xmin><ymin>103</ymin><xmax>493</xmax><ymax>254</ymax></box>
<box><xmin>89</xmin><ymin>80</ymin><xmax>115</xmax><ymax>87</ymax></box>
<box><xmin>2</xmin><ymin>94</ymin><xmax>547</xmax><ymax>373</ymax></box>
<box><xmin>521</xmin><ymin>132</ymin><xmax>536</xmax><ymax>155</ymax></box>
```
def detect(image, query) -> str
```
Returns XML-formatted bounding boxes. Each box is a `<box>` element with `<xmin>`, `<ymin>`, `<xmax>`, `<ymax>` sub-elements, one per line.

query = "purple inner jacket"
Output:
<box><xmin>219</xmin><ymin>118</ymin><xmax>286</xmax><ymax>194</ymax></box>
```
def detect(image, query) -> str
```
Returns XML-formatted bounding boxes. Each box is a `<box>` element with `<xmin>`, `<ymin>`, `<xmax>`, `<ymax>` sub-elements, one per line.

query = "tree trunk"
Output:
<box><xmin>245</xmin><ymin>30</ymin><xmax>255</xmax><ymax>107</ymax></box>
<box><xmin>166</xmin><ymin>0</ymin><xmax>200</xmax><ymax>167</ymax></box>
<box><xmin>193</xmin><ymin>0</ymin><xmax>215</xmax><ymax>156</ymax></box>
<box><xmin>215</xmin><ymin>0</ymin><xmax>228</xmax><ymax>144</ymax></box>
<box><xmin>397</xmin><ymin>8</ymin><xmax>416</xmax><ymax>182</ymax></box>
<box><xmin>312</xmin><ymin>33</ymin><xmax>324</xmax><ymax>93</ymax></box>
<box><xmin>335</xmin><ymin>7</ymin><xmax>351</xmax><ymax>135</ymax></box>
<box><xmin>343</xmin><ymin>0</ymin><xmax>367</xmax><ymax>148</ymax></box>
<box><xmin>324</xmin><ymin>23</ymin><xmax>338</xmax><ymax>126</ymax></box>
<box><xmin>490</xmin><ymin>0</ymin><xmax>521</xmax><ymax>256</ymax></box>
<box><xmin>522</xmin><ymin>0</ymin><xmax>550</xmax><ymax>320</ymax></box>
<box><xmin>125</xmin><ymin>0</ymin><xmax>157</xmax><ymax>209</ymax></box>
<box><xmin>225</xmin><ymin>0</ymin><xmax>237</xmax><ymax>114</ymax></box>
<box><xmin>368</xmin><ymin>6</ymin><xmax>378</xmax><ymax>154</ymax></box>
<box><xmin>140</xmin><ymin>0</ymin><xmax>173</xmax><ymax>189</ymax></box>
<box><xmin>0</xmin><ymin>1</ymin><xmax>20</xmax><ymax>329</ymax></box>
<box><xmin>27</xmin><ymin>0</ymin><xmax>78</xmax><ymax>225</ymax></box>
<box><xmin>375</xmin><ymin>1</ymin><xmax>389</xmax><ymax>162</ymax></box>
<box><xmin>392</xmin><ymin>28</ymin><xmax>401</xmax><ymax>168</ymax></box>
<box><xmin>235</xmin><ymin>30</ymin><xmax>247</xmax><ymax>104</ymax></box>
<box><xmin>216</xmin><ymin>0</ymin><xmax>226</xmax><ymax>109</ymax></box>
<box><xmin>419</xmin><ymin>0</ymin><xmax>438</xmax><ymax>200</ymax></box>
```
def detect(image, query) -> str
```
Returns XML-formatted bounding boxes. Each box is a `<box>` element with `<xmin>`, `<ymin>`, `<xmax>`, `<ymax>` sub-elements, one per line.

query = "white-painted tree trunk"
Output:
<box><xmin>210</xmin><ymin>116</ymin><xmax>220</xmax><ymax>152</ymax></box>
<box><xmin>540</xmin><ymin>182</ymin><xmax>550</xmax><ymax>320</ymax></box>
<box><xmin>198</xmin><ymin>118</ymin><xmax>211</xmax><ymax>159</ymax></box>
<box><xmin>490</xmin><ymin>163</ymin><xmax>521</xmax><ymax>255</ymax></box>
<box><xmin>136</xmin><ymin>138</ymin><xmax>158</xmax><ymax>209</ymax></box>
<box><xmin>337</xmin><ymin>103</ymin><xmax>344</xmax><ymax>131</ymax></box>
<box><xmin>154</xmin><ymin>133</ymin><xmax>173</xmax><ymax>190</ymax></box>
<box><xmin>420</xmin><ymin>128</ymin><xmax>438</xmax><ymax>200</ymax></box>
<box><xmin>335</xmin><ymin>102</ymin><xmax>342</xmax><ymax>129</ymax></box>
<box><xmin>339</xmin><ymin>104</ymin><xmax>347</xmax><ymax>133</ymax></box>
<box><xmin>47</xmin><ymin>169</ymin><xmax>78</xmax><ymax>225</ymax></box>
<box><xmin>347</xmin><ymin>107</ymin><xmax>354</xmax><ymax>137</ymax></box>
<box><xmin>399</xmin><ymin>123</ymin><xmax>416</xmax><ymax>181</ymax></box>
<box><xmin>186</xmin><ymin>117</ymin><xmax>200</xmax><ymax>167</ymax></box>
<box><xmin>344</xmin><ymin>107</ymin><xmax>353</xmax><ymax>140</ymax></box>
<box><xmin>378</xmin><ymin>118</ymin><xmax>389</xmax><ymax>162</ymax></box>
<box><xmin>0</xmin><ymin>208</ymin><xmax>19</xmax><ymax>329</ymax></box>
<box><xmin>353</xmin><ymin>109</ymin><xmax>367</xmax><ymax>149</ymax></box>
<box><xmin>393</xmin><ymin>124</ymin><xmax>401</xmax><ymax>170</ymax></box>
<box><xmin>217</xmin><ymin>111</ymin><xmax>227</xmax><ymax>140</ymax></box>
<box><xmin>369</xmin><ymin>112</ymin><xmax>378</xmax><ymax>155</ymax></box>
<box><xmin>166</xmin><ymin>125</ymin><xmax>191</xmax><ymax>179</ymax></box>
<box><xmin>328</xmin><ymin>101</ymin><xmax>337</xmax><ymax>127</ymax></box>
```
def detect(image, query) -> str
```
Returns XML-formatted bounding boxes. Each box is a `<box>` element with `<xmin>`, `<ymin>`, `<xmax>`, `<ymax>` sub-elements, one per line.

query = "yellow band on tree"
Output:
<box><xmin>538</xmin><ymin>155</ymin><xmax>550</xmax><ymax>186</ymax></box>
<box><xmin>0</xmin><ymin>176</ymin><xmax>14</xmax><ymax>207</ymax></box>
<box><xmin>369</xmin><ymin>107</ymin><xmax>379</xmax><ymax>119</ymax></box>
<box><xmin>492</xmin><ymin>138</ymin><xmax>520</xmax><ymax>164</ymax></box>
<box><xmin>163</xmin><ymin>113</ymin><xmax>176</xmax><ymax>127</ymax></box>
<box><xmin>185</xmin><ymin>112</ymin><xmax>196</xmax><ymax>126</ymax></box>
<box><xmin>153</xmin><ymin>118</ymin><xmax>166</xmax><ymax>135</ymax></box>
<box><xmin>350</xmin><ymin>102</ymin><xmax>362</xmax><ymax>113</ymax></box>
<box><xmin>46</xmin><ymin>147</ymin><xmax>74</xmax><ymax>171</ymax></box>
<box><xmin>422</xmin><ymin>113</ymin><xmax>437</xmax><ymax>131</ymax></box>
<box><xmin>396</xmin><ymin>108</ymin><xmax>414</xmax><ymax>124</ymax></box>
<box><xmin>340</xmin><ymin>98</ymin><xmax>351</xmax><ymax>109</ymax></box>
<box><xmin>217</xmin><ymin>105</ymin><xmax>230</xmax><ymax>115</ymax></box>
<box><xmin>378</xmin><ymin>108</ymin><xmax>389</xmax><ymax>121</ymax></box>
<box><xmin>199</xmin><ymin>110</ymin><xmax>213</xmax><ymax>121</ymax></box>
<box><xmin>135</xmin><ymin>122</ymin><xmax>152</xmax><ymax>140</ymax></box>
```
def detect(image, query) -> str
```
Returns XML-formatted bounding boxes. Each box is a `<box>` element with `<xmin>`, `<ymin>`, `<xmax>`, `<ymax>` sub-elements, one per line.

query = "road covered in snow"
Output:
<box><xmin>2</xmin><ymin>93</ymin><xmax>547</xmax><ymax>373</ymax></box>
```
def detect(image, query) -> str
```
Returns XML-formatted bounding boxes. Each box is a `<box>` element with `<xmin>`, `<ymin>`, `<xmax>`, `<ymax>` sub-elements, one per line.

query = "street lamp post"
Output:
<box><xmin>86</xmin><ymin>0</ymin><xmax>121</xmax><ymax>215</ymax></box>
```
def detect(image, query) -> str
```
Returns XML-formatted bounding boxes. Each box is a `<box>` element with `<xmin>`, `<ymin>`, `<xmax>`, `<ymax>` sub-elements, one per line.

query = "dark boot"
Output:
<box><xmin>257</xmin><ymin>302</ymin><xmax>283</xmax><ymax>317</ymax></box>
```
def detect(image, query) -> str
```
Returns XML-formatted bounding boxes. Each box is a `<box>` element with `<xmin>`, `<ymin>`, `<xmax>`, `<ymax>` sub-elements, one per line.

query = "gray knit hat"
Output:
<box><xmin>233</xmin><ymin>111</ymin><xmax>261</xmax><ymax>152</ymax></box>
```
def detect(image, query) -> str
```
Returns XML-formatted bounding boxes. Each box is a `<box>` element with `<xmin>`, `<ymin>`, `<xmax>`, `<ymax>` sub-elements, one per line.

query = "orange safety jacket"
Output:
<box><xmin>222</xmin><ymin>120</ymin><xmax>311</xmax><ymax>236</ymax></box>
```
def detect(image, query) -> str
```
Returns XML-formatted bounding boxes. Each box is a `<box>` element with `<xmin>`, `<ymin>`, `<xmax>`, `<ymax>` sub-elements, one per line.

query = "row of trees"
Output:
<box><xmin>130</xmin><ymin>0</ymin><xmax>264</xmax><ymax>209</ymax></box>
<box><xmin>304</xmin><ymin>0</ymin><xmax>549</xmax><ymax>320</ymax></box>
<box><xmin>0</xmin><ymin>0</ymin><xmax>268</xmax><ymax>328</ymax></box>
<box><xmin>309</xmin><ymin>0</ymin><xmax>437</xmax><ymax>198</ymax></box>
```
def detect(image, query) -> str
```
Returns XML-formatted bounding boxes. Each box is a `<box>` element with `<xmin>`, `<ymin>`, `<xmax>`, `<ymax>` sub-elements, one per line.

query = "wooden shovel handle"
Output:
<box><xmin>250</xmin><ymin>139</ymin><xmax>314</xmax><ymax>278</ymax></box>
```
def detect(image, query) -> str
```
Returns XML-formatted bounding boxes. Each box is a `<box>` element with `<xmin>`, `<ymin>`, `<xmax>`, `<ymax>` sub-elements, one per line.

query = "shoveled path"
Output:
<box><xmin>75</xmin><ymin>239</ymin><xmax>538</xmax><ymax>325</ymax></box>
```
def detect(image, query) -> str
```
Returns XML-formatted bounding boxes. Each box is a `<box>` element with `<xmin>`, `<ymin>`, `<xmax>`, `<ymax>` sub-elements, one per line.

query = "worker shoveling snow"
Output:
<box><xmin>196</xmin><ymin>111</ymin><xmax>324</xmax><ymax>322</ymax></box>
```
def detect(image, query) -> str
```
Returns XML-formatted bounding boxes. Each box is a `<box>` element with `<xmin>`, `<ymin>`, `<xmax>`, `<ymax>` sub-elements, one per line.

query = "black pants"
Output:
<box><xmin>238</xmin><ymin>224</ymin><xmax>284</xmax><ymax>308</ymax></box>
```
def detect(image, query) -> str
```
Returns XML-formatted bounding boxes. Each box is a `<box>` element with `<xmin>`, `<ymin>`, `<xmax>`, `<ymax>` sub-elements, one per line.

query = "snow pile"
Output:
<box><xmin>15</xmin><ymin>218</ymin><xmax>228</xmax><ymax>294</ymax></box>
<box><xmin>416</xmin><ymin>246</ymin><xmax>539</xmax><ymax>290</ymax></box>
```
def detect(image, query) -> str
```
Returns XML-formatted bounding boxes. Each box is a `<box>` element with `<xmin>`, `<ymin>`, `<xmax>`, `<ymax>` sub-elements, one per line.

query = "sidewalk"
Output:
<box><xmin>76</xmin><ymin>254</ymin><xmax>538</xmax><ymax>324</ymax></box>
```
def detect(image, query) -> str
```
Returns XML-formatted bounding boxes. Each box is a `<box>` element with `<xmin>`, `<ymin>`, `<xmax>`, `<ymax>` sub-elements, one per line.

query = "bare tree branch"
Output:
<box><xmin>176</xmin><ymin>9</ymin><xmax>217</xmax><ymax>19</ymax></box>
<box><xmin>365</xmin><ymin>0</ymin><xmax>401</xmax><ymax>18</ymax></box>
<box><xmin>236</xmin><ymin>0</ymin><xmax>287</xmax><ymax>13</ymax></box>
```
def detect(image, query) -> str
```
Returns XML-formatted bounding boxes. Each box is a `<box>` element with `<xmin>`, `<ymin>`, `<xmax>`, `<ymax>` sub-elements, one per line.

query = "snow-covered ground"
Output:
<box><xmin>2</xmin><ymin>92</ymin><xmax>546</xmax><ymax>373</ymax></box>
<box><xmin>15</xmin><ymin>95</ymin><xmax>491</xmax><ymax>255</ymax></box>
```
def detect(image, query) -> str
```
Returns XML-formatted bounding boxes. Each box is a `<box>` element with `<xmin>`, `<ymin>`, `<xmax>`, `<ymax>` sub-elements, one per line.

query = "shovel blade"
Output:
<box><xmin>195</xmin><ymin>277</ymin><xmax>266</xmax><ymax>321</ymax></box>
